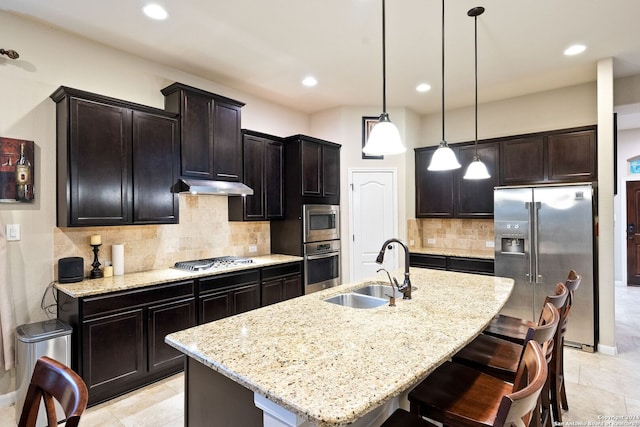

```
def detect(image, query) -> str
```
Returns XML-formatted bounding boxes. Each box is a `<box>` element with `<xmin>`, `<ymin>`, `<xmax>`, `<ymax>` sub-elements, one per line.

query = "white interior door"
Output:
<box><xmin>349</xmin><ymin>169</ymin><xmax>397</xmax><ymax>281</ymax></box>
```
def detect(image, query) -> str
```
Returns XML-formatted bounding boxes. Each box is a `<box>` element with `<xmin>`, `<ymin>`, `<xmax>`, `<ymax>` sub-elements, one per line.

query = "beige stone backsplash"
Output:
<box><xmin>54</xmin><ymin>194</ymin><xmax>270</xmax><ymax>278</ymax></box>
<box><xmin>407</xmin><ymin>218</ymin><xmax>494</xmax><ymax>255</ymax></box>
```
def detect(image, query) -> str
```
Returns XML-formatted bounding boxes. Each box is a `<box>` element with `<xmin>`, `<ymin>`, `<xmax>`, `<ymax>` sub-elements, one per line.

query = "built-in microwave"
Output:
<box><xmin>303</xmin><ymin>204</ymin><xmax>339</xmax><ymax>243</ymax></box>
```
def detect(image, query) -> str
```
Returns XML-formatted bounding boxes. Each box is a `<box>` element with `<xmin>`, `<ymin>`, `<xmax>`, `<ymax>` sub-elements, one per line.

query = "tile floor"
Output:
<box><xmin>2</xmin><ymin>283</ymin><xmax>638</xmax><ymax>426</ymax></box>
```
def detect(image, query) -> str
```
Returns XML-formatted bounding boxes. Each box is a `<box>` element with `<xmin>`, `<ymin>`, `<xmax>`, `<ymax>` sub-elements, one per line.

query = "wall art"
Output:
<box><xmin>0</xmin><ymin>137</ymin><xmax>35</xmax><ymax>202</ymax></box>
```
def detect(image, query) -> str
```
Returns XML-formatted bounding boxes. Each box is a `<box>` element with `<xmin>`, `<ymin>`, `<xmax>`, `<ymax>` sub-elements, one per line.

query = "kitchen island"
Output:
<box><xmin>165</xmin><ymin>268</ymin><xmax>513</xmax><ymax>427</ymax></box>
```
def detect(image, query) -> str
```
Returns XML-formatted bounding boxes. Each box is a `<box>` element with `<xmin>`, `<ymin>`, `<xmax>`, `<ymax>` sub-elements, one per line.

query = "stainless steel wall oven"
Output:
<box><xmin>304</xmin><ymin>240</ymin><xmax>340</xmax><ymax>294</ymax></box>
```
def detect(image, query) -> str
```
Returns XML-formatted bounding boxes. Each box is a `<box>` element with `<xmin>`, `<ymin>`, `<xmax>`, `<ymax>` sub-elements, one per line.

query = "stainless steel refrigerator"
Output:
<box><xmin>494</xmin><ymin>183</ymin><xmax>597</xmax><ymax>351</ymax></box>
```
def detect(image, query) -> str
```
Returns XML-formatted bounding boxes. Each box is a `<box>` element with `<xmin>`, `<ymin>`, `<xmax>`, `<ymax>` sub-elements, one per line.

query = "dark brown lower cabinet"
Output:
<box><xmin>57</xmin><ymin>280</ymin><xmax>196</xmax><ymax>406</ymax></box>
<box><xmin>410</xmin><ymin>253</ymin><xmax>494</xmax><ymax>275</ymax></box>
<box><xmin>261</xmin><ymin>262</ymin><xmax>303</xmax><ymax>306</ymax></box>
<box><xmin>148</xmin><ymin>298</ymin><xmax>197</xmax><ymax>372</ymax></box>
<box><xmin>81</xmin><ymin>309</ymin><xmax>145</xmax><ymax>401</ymax></box>
<box><xmin>198</xmin><ymin>270</ymin><xmax>261</xmax><ymax>324</ymax></box>
<box><xmin>57</xmin><ymin>261</ymin><xmax>303</xmax><ymax>406</ymax></box>
<box><xmin>199</xmin><ymin>290</ymin><xmax>232</xmax><ymax>323</ymax></box>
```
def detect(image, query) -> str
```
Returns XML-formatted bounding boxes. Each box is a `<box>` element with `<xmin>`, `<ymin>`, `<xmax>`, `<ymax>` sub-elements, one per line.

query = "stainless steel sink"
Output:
<box><xmin>353</xmin><ymin>283</ymin><xmax>402</xmax><ymax>299</ymax></box>
<box><xmin>323</xmin><ymin>293</ymin><xmax>388</xmax><ymax>309</ymax></box>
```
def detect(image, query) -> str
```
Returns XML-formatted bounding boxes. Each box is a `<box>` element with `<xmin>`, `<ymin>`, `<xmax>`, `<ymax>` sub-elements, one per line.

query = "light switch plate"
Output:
<box><xmin>485</xmin><ymin>241</ymin><xmax>495</xmax><ymax>248</ymax></box>
<box><xmin>427</xmin><ymin>238</ymin><xmax>436</xmax><ymax>244</ymax></box>
<box><xmin>6</xmin><ymin>224</ymin><xmax>20</xmax><ymax>241</ymax></box>
<box><xmin>248</xmin><ymin>245</ymin><xmax>257</xmax><ymax>253</ymax></box>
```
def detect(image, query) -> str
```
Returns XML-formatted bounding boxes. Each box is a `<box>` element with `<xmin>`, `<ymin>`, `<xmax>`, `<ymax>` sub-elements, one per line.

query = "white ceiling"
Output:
<box><xmin>3</xmin><ymin>0</ymin><xmax>640</xmax><ymax>118</ymax></box>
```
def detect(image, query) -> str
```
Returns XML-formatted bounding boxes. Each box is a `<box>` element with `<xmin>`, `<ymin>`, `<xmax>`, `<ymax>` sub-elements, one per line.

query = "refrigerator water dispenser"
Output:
<box><xmin>500</xmin><ymin>238</ymin><xmax>525</xmax><ymax>254</ymax></box>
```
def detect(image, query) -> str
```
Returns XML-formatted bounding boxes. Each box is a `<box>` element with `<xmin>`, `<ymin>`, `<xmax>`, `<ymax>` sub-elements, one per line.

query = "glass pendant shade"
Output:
<box><xmin>428</xmin><ymin>141</ymin><xmax>461</xmax><ymax>171</ymax></box>
<box><xmin>427</xmin><ymin>0</ymin><xmax>460</xmax><ymax>172</ymax></box>
<box><xmin>362</xmin><ymin>0</ymin><xmax>406</xmax><ymax>157</ymax></box>
<box><xmin>463</xmin><ymin>156</ymin><xmax>490</xmax><ymax>179</ymax></box>
<box><xmin>464</xmin><ymin>6</ymin><xmax>491</xmax><ymax>180</ymax></box>
<box><xmin>363</xmin><ymin>113</ymin><xmax>406</xmax><ymax>155</ymax></box>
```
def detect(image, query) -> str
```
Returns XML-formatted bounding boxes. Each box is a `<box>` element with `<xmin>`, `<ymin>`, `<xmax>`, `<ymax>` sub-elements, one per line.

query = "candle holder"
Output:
<box><xmin>89</xmin><ymin>244</ymin><xmax>104</xmax><ymax>279</ymax></box>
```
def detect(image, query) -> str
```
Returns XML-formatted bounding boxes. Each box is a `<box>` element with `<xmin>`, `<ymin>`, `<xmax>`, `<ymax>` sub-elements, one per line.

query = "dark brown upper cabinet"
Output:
<box><xmin>51</xmin><ymin>87</ymin><xmax>179</xmax><ymax>227</ymax></box>
<box><xmin>500</xmin><ymin>136</ymin><xmax>546</xmax><ymax>185</ymax></box>
<box><xmin>228</xmin><ymin>130</ymin><xmax>284</xmax><ymax>221</ymax></box>
<box><xmin>415</xmin><ymin>147</ymin><xmax>454</xmax><ymax>218</ymax></box>
<box><xmin>415</xmin><ymin>126</ymin><xmax>596</xmax><ymax>219</ymax></box>
<box><xmin>283</xmin><ymin>135</ymin><xmax>341</xmax><ymax>206</ymax></box>
<box><xmin>161</xmin><ymin>83</ymin><xmax>244</xmax><ymax>182</ymax></box>
<box><xmin>547</xmin><ymin>129</ymin><xmax>597</xmax><ymax>182</ymax></box>
<box><xmin>500</xmin><ymin>126</ymin><xmax>597</xmax><ymax>185</ymax></box>
<box><xmin>454</xmin><ymin>142</ymin><xmax>500</xmax><ymax>218</ymax></box>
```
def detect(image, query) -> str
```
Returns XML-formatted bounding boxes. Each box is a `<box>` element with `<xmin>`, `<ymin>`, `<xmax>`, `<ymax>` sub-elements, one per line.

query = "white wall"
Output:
<box><xmin>420</xmin><ymin>82</ymin><xmax>597</xmax><ymax>146</ymax></box>
<box><xmin>596</xmin><ymin>59</ymin><xmax>616</xmax><ymax>354</ymax></box>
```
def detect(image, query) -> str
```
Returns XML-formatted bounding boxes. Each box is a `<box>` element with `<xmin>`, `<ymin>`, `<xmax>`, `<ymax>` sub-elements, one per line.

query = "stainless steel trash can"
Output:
<box><xmin>15</xmin><ymin>319</ymin><xmax>73</xmax><ymax>427</ymax></box>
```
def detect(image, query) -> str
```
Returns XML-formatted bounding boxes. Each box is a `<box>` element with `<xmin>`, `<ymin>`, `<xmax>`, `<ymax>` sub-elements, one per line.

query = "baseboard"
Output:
<box><xmin>597</xmin><ymin>343</ymin><xmax>618</xmax><ymax>356</ymax></box>
<box><xmin>0</xmin><ymin>390</ymin><xmax>16</xmax><ymax>408</ymax></box>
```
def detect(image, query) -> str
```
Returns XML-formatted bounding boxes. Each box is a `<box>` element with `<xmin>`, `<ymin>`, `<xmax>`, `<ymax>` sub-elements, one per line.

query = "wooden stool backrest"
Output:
<box><xmin>525</xmin><ymin>302</ymin><xmax>560</xmax><ymax>365</ymax></box>
<box><xmin>18</xmin><ymin>356</ymin><xmax>88</xmax><ymax>427</ymax></box>
<box><xmin>495</xmin><ymin>341</ymin><xmax>548</xmax><ymax>427</ymax></box>
<box><xmin>563</xmin><ymin>270</ymin><xmax>582</xmax><ymax>322</ymax></box>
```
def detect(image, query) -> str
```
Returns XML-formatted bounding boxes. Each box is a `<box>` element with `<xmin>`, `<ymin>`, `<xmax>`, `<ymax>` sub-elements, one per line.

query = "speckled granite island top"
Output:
<box><xmin>165</xmin><ymin>268</ymin><xmax>513</xmax><ymax>427</ymax></box>
<box><xmin>54</xmin><ymin>254</ymin><xmax>302</xmax><ymax>298</ymax></box>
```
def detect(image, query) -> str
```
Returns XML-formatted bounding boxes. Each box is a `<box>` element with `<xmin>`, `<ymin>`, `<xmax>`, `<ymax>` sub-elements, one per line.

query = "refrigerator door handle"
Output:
<box><xmin>524</xmin><ymin>201</ymin><xmax>534</xmax><ymax>283</ymax></box>
<box><xmin>533</xmin><ymin>201</ymin><xmax>542</xmax><ymax>283</ymax></box>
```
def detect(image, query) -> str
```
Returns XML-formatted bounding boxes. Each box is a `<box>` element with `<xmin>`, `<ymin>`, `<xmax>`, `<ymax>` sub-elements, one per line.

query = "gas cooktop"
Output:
<box><xmin>174</xmin><ymin>256</ymin><xmax>254</xmax><ymax>272</ymax></box>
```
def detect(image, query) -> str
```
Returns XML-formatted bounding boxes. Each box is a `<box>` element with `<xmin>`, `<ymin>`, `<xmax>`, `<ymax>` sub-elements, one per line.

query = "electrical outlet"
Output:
<box><xmin>409</xmin><ymin>239</ymin><xmax>415</xmax><ymax>246</ymax></box>
<box><xmin>427</xmin><ymin>238</ymin><xmax>436</xmax><ymax>244</ymax></box>
<box><xmin>248</xmin><ymin>245</ymin><xmax>257</xmax><ymax>253</ymax></box>
<box><xmin>485</xmin><ymin>241</ymin><xmax>495</xmax><ymax>248</ymax></box>
<box><xmin>6</xmin><ymin>224</ymin><xmax>20</xmax><ymax>241</ymax></box>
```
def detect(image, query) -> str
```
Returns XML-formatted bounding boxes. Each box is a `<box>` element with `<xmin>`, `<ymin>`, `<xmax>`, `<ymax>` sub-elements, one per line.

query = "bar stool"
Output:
<box><xmin>483</xmin><ymin>271</ymin><xmax>577</xmax><ymax>344</ymax></box>
<box><xmin>18</xmin><ymin>356</ymin><xmax>88</xmax><ymax>427</ymax></box>
<box><xmin>452</xmin><ymin>301</ymin><xmax>561</xmax><ymax>427</ymax></box>
<box><xmin>408</xmin><ymin>340</ymin><xmax>547</xmax><ymax>427</ymax></box>
<box><xmin>484</xmin><ymin>272</ymin><xmax>581</xmax><ymax>425</ymax></box>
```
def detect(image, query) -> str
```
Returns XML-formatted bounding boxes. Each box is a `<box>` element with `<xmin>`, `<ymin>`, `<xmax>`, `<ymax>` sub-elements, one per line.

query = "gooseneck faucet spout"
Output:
<box><xmin>375</xmin><ymin>238</ymin><xmax>411</xmax><ymax>299</ymax></box>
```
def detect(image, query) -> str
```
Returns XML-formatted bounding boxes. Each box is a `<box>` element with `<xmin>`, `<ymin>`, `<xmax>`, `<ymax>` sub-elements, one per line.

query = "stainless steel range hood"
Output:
<box><xmin>177</xmin><ymin>178</ymin><xmax>253</xmax><ymax>196</ymax></box>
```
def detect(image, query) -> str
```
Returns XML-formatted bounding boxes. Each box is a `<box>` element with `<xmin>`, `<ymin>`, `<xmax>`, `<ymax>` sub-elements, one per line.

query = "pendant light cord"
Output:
<box><xmin>474</xmin><ymin>11</ymin><xmax>478</xmax><ymax>157</ymax></box>
<box><xmin>441</xmin><ymin>0</ymin><xmax>445</xmax><ymax>142</ymax></box>
<box><xmin>382</xmin><ymin>0</ymin><xmax>387</xmax><ymax>114</ymax></box>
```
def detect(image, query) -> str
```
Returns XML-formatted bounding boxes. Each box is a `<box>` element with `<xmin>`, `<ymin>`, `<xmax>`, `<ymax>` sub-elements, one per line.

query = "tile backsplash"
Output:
<box><xmin>54</xmin><ymin>194</ymin><xmax>270</xmax><ymax>277</ymax></box>
<box><xmin>407</xmin><ymin>218</ymin><xmax>494</xmax><ymax>255</ymax></box>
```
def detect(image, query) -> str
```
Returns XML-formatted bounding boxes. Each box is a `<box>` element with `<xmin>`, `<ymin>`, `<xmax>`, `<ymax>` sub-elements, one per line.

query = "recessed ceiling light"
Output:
<box><xmin>143</xmin><ymin>4</ymin><xmax>168</xmax><ymax>20</ymax></box>
<box><xmin>564</xmin><ymin>44</ymin><xmax>586</xmax><ymax>56</ymax></box>
<box><xmin>302</xmin><ymin>76</ymin><xmax>318</xmax><ymax>87</ymax></box>
<box><xmin>416</xmin><ymin>83</ymin><xmax>432</xmax><ymax>93</ymax></box>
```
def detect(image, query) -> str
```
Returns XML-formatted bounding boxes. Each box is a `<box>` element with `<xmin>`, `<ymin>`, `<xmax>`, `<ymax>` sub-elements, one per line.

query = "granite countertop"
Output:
<box><xmin>54</xmin><ymin>254</ymin><xmax>303</xmax><ymax>298</ymax></box>
<box><xmin>165</xmin><ymin>268</ymin><xmax>513</xmax><ymax>427</ymax></box>
<box><xmin>410</xmin><ymin>246</ymin><xmax>495</xmax><ymax>260</ymax></box>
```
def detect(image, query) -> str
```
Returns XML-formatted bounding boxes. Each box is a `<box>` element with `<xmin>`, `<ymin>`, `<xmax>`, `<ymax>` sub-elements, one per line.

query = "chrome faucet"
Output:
<box><xmin>375</xmin><ymin>238</ymin><xmax>412</xmax><ymax>299</ymax></box>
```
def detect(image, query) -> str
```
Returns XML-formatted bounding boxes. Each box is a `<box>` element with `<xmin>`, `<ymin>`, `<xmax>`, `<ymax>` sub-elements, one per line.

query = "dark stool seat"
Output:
<box><xmin>409</xmin><ymin>341</ymin><xmax>547</xmax><ymax>427</ymax></box>
<box><xmin>381</xmin><ymin>409</ymin><xmax>439</xmax><ymax>427</ymax></box>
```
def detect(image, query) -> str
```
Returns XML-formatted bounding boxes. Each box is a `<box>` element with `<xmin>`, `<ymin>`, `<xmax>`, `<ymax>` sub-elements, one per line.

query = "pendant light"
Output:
<box><xmin>463</xmin><ymin>6</ymin><xmax>491</xmax><ymax>180</ymax></box>
<box><xmin>428</xmin><ymin>0</ymin><xmax>461</xmax><ymax>171</ymax></box>
<box><xmin>362</xmin><ymin>0</ymin><xmax>406</xmax><ymax>156</ymax></box>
